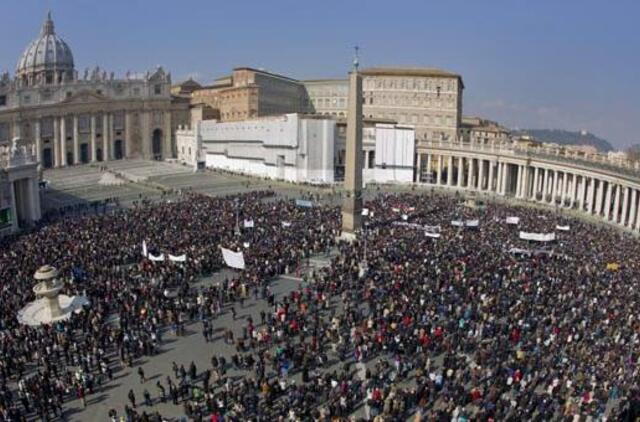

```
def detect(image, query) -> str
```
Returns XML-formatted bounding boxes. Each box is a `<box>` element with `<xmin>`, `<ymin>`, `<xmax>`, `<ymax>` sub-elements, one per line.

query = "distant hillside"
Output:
<box><xmin>513</xmin><ymin>129</ymin><xmax>614</xmax><ymax>152</ymax></box>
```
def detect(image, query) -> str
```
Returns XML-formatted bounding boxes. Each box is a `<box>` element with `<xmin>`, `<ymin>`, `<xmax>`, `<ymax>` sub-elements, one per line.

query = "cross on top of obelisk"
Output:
<box><xmin>353</xmin><ymin>46</ymin><xmax>360</xmax><ymax>71</ymax></box>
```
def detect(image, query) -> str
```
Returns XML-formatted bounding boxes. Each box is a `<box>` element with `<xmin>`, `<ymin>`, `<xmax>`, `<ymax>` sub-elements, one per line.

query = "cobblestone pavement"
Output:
<box><xmin>62</xmin><ymin>255</ymin><xmax>342</xmax><ymax>421</ymax></box>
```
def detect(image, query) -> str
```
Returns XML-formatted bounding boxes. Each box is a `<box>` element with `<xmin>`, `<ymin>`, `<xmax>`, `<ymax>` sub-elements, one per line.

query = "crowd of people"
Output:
<box><xmin>0</xmin><ymin>189</ymin><xmax>639</xmax><ymax>421</ymax></box>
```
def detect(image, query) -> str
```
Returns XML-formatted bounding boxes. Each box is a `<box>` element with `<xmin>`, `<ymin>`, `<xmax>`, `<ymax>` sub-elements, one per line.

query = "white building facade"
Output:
<box><xmin>0</xmin><ymin>13</ymin><xmax>188</xmax><ymax>168</ymax></box>
<box><xmin>0</xmin><ymin>139</ymin><xmax>41</xmax><ymax>237</ymax></box>
<box><xmin>189</xmin><ymin>114</ymin><xmax>336</xmax><ymax>183</ymax></box>
<box><xmin>178</xmin><ymin>114</ymin><xmax>416</xmax><ymax>185</ymax></box>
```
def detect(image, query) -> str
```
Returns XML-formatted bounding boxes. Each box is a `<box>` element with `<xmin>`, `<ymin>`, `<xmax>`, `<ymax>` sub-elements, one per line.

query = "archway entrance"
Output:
<box><xmin>43</xmin><ymin>148</ymin><xmax>53</xmax><ymax>168</ymax></box>
<box><xmin>80</xmin><ymin>144</ymin><xmax>89</xmax><ymax>164</ymax></box>
<box><xmin>66</xmin><ymin>152</ymin><xmax>73</xmax><ymax>166</ymax></box>
<box><xmin>96</xmin><ymin>148</ymin><xmax>103</xmax><ymax>162</ymax></box>
<box><xmin>152</xmin><ymin>129</ymin><xmax>162</xmax><ymax>160</ymax></box>
<box><xmin>114</xmin><ymin>140</ymin><xmax>124</xmax><ymax>160</ymax></box>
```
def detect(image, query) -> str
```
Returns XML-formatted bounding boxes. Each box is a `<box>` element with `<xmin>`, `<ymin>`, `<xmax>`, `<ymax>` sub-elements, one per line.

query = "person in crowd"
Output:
<box><xmin>0</xmin><ymin>190</ymin><xmax>639</xmax><ymax>420</ymax></box>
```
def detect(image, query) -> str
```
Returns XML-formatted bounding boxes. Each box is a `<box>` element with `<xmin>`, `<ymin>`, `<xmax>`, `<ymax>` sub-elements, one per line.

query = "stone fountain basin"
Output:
<box><xmin>17</xmin><ymin>295</ymin><xmax>90</xmax><ymax>326</ymax></box>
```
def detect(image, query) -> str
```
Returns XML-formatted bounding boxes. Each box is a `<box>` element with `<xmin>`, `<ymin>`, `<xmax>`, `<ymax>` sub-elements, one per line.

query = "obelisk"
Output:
<box><xmin>341</xmin><ymin>50</ymin><xmax>363</xmax><ymax>239</ymax></box>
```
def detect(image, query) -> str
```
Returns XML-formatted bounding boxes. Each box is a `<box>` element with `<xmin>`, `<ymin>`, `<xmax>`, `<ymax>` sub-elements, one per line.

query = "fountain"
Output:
<box><xmin>33</xmin><ymin>265</ymin><xmax>64</xmax><ymax>319</ymax></box>
<box><xmin>18</xmin><ymin>265</ymin><xmax>89</xmax><ymax>326</ymax></box>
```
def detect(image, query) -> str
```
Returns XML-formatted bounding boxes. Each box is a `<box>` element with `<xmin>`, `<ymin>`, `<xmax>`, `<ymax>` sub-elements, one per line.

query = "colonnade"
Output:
<box><xmin>29</xmin><ymin>112</ymin><xmax>123</xmax><ymax>168</ymax></box>
<box><xmin>10</xmin><ymin>110</ymin><xmax>172</xmax><ymax>169</ymax></box>
<box><xmin>419</xmin><ymin>152</ymin><xmax>640</xmax><ymax>231</ymax></box>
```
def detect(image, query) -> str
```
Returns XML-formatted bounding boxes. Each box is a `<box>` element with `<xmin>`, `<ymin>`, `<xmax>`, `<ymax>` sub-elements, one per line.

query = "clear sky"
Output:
<box><xmin>1</xmin><ymin>0</ymin><xmax>638</xmax><ymax>148</ymax></box>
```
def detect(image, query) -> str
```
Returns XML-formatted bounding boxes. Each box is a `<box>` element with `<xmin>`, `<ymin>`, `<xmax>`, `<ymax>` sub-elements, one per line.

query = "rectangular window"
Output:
<box><xmin>154</xmin><ymin>84</ymin><xmax>162</xmax><ymax>95</ymax></box>
<box><xmin>0</xmin><ymin>95</ymin><xmax>6</xmax><ymax>106</ymax></box>
<box><xmin>23</xmin><ymin>95</ymin><xmax>31</xmax><ymax>104</ymax></box>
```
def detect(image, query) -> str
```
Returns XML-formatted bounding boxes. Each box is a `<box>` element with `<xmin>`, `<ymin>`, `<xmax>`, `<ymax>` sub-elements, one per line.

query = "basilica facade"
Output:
<box><xmin>0</xmin><ymin>13</ymin><xmax>188</xmax><ymax>168</ymax></box>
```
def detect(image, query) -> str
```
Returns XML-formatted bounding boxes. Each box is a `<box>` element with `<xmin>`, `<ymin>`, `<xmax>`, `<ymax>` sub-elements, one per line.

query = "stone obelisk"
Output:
<box><xmin>341</xmin><ymin>50</ymin><xmax>363</xmax><ymax>239</ymax></box>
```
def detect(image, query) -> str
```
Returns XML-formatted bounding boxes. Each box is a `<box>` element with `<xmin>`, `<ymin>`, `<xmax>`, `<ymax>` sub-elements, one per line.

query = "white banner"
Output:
<box><xmin>555</xmin><ymin>225</ymin><xmax>570</xmax><ymax>231</ymax></box>
<box><xmin>506</xmin><ymin>217</ymin><xmax>520</xmax><ymax>225</ymax></box>
<box><xmin>148</xmin><ymin>253</ymin><xmax>165</xmax><ymax>262</ymax></box>
<box><xmin>243</xmin><ymin>219</ymin><xmax>254</xmax><ymax>228</ymax></box>
<box><xmin>519</xmin><ymin>231</ymin><xmax>556</xmax><ymax>242</ymax></box>
<box><xmin>392</xmin><ymin>222</ymin><xmax>440</xmax><ymax>232</ymax></box>
<box><xmin>392</xmin><ymin>207</ymin><xmax>400</xmax><ymax>213</ymax></box>
<box><xmin>168</xmin><ymin>254</ymin><xmax>187</xmax><ymax>262</ymax></box>
<box><xmin>361</xmin><ymin>208</ymin><xmax>369</xmax><ymax>216</ymax></box>
<box><xmin>508</xmin><ymin>247</ymin><xmax>530</xmax><ymax>255</ymax></box>
<box><xmin>142</xmin><ymin>240</ymin><xmax>148</xmax><ymax>257</ymax></box>
<box><xmin>465</xmin><ymin>219</ymin><xmax>480</xmax><ymax>227</ymax></box>
<box><xmin>451</xmin><ymin>220</ymin><xmax>464</xmax><ymax>227</ymax></box>
<box><xmin>401</xmin><ymin>214</ymin><xmax>409</xmax><ymax>221</ymax></box>
<box><xmin>281</xmin><ymin>221</ymin><xmax>292</xmax><ymax>228</ymax></box>
<box><xmin>425</xmin><ymin>231</ymin><xmax>441</xmax><ymax>239</ymax></box>
<box><xmin>221</xmin><ymin>248</ymin><xmax>246</xmax><ymax>269</ymax></box>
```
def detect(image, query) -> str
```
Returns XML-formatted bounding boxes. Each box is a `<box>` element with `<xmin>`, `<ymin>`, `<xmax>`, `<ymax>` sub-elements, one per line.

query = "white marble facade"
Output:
<box><xmin>0</xmin><ymin>13</ymin><xmax>186</xmax><ymax>168</ymax></box>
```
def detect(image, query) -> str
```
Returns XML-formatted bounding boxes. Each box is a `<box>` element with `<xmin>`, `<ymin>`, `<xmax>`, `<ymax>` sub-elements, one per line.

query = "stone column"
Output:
<box><xmin>520</xmin><ymin>164</ymin><xmax>529</xmax><ymax>199</ymax></box>
<box><xmin>415</xmin><ymin>153</ymin><xmax>421</xmax><ymax>183</ymax></box>
<box><xmin>164</xmin><ymin>111</ymin><xmax>172</xmax><ymax>159</ymax></box>
<box><xmin>53</xmin><ymin>117</ymin><xmax>60</xmax><ymax>167</ymax></box>
<box><xmin>90</xmin><ymin>115</ymin><xmax>97</xmax><ymax>162</ymax></box>
<box><xmin>141</xmin><ymin>112</ymin><xmax>151</xmax><ymax>159</ymax></box>
<box><xmin>426</xmin><ymin>154</ymin><xmax>432</xmax><ymax>183</ymax></box>
<box><xmin>59</xmin><ymin>116</ymin><xmax>66</xmax><ymax>167</ymax></box>
<box><xmin>478</xmin><ymin>159</ymin><xmax>485</xmax><ymax>191</ymax></box>
<box><xmin>588</xmin><ymin>177</ymin><xmax>596</xmax><ymax>213</ymax></box>
<box><xmin>560</xmin><ymin>172</ymin><xmax>568</xmax><ymax>206</ymax></box>
<box><xmin>613</xmin><ymin>184</ymin><xmax>621</xmax><ymax>223</ymax></box>
<box><xmin>568</xmin><ymin>174</ymin><xmax>576</xmax><ymax>205</ymax></box>
<box><xmin>125</xmin><ymin>112</ymin><xmax>133</xmax><ymax>159</ymax></box>
<box><xmin>9</xmin><ymin>181</ymin><xmax>18</xmax><ymax>232</ymax></box>
<box><xmin>500</xmin><ymin>163</ymin><xmax>507</xmax><ymax>195</ymax></box>
<box><xmin>635</xmin><ymin>191</ymin><xmax>640</xmax><ymax>231</ymax></box>
<box><xmin>551</xmin><ymin>170</ymin><xmax>558</xmax><ymax>205</ymax></box>
<box><xmin>436</xmin><ymin>155</ymin><xmax>443</xmax><ymax>185</ymax></box>
<box><xmin>579</xmin><ymin>176</ymin><xmax>587</xmax><ymax>209</ymax></box>
<box><xmin>621</xmin><ymin>186</ymin><xmax>630</xmax><ymax>226</ymax></box>
<box><xmin>496</xmin><ymin>162</ymin><xmax>503</xmax><ymax>193</ymax></box>
<box><xmin>533</xmin><ymin>167</ymin><xmax>539</xmax><ymax>198</ymax></box>
<box><xmin>488</xmin><ymin>161</ymin><xmax>495</xmax><ymax>192</ymax></box>
<box><xmin>447</xmin><ymin>156</ymin><xmax>453</xmax><ymax>186</ymax></box>
<box><xmin>540</xmin><ymin>169</ymin><xmax>547</xmax><ymax>202</ymax></box>
<box><xmin>469</xmin><ymin>158</ymin><xmax>475</xmax><ymax>189</ymax></box>
<box><xmin>72</xmin><ymin>115</ymin><xmax>79</xmax><ymax>164</ymax></box>
<box><xmin>629</xmin><ymin>189</ymin><xmax>638</xmax><ymax>228</ymax></box>
<box><xmin>595</xmin><ymin>180</ymin><xmax>604</xmax><ymax>215</ymax></box>
<box><xmin>341</xmin><ymin>68</ymin><xmax>363</xmax><ymax>236</ymax></box>
<box><xmin>604</xmin><ymin>182</ymin><xmax>613</xmax><ymax>220</ymax></box>
<box><xmin>457</xmin><ymin>157</ymin><xmax>463</xmax><ymax>188</ymax></box>
<box><xmin>34</xmin><ymin>119</ymin><xmax>42</xmax><ymax>166</ymax></box>
<box><xmin>29</xmin><ymin>176</ymin><xmax>41</xmax><ymax>222</ymax></box>
<box><xmin>103</xmin><ymin>113</ymin><xmax>110</xmax><ymax>162</ymax></box>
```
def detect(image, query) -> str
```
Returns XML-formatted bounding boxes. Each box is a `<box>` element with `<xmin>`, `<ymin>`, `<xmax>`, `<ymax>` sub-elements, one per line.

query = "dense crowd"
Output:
<box><xmin>0</xmin><ymin>190</ymin><xmax>639</xmax><ymax>421</ymax></box>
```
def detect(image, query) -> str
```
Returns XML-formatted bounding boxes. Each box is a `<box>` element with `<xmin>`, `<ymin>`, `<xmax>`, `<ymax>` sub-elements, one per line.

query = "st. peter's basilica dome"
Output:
<box><xmin>15</xmin><ymin>12</ymin><xmax>74</xmax><ymax>86</ymax></box>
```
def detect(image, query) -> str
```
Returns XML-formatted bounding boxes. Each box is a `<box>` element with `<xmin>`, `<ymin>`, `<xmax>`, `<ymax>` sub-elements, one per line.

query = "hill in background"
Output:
<box><xmin>512</xmin><ymin>129</ymin><xmax>614</xmax><ymax>152</ymax></box>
